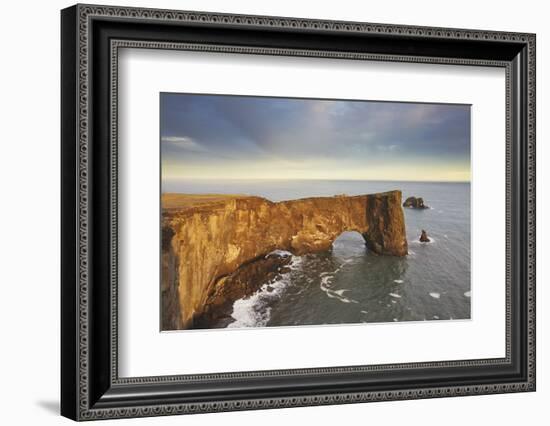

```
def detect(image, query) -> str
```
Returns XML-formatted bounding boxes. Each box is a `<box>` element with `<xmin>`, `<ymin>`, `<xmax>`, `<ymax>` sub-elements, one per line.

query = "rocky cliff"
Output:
<box><xmin>161</xmin><ymin>191</ymin><xmax>408</xmax><ymax>330</ymax></box>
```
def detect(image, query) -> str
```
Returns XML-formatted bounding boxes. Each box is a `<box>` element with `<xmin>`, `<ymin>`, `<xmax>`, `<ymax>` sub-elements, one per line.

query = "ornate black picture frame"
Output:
<box><xmin>61</xmin><ymin>4</ymin><xmax>536</xmax><ymax>421</ymax></box>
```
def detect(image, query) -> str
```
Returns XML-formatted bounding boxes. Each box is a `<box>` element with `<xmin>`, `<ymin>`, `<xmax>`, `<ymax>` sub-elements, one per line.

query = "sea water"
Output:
<box><xmin>163</xmin><ymin>179</ymin><xmax>471</xmax><ymax>327</ymax></box>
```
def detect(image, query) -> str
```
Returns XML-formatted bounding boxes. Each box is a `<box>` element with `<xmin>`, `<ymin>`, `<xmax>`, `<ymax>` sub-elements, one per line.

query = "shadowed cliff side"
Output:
<box><xmin>161</xmin><ymin>191</ymin><xmax>408</xmax><ymax>330</ymax></box>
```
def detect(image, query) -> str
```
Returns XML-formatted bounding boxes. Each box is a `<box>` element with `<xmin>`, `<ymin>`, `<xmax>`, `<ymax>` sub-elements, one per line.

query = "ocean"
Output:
<box><xmin>163</xmin><ymin>179</ymin><xmax>471</xmax><ymax>327</ymax></box>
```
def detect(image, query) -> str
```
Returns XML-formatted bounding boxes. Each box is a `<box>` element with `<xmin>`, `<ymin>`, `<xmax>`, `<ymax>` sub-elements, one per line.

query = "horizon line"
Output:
<box><xmin>162</xmin><ymin>177</ymin><xmax>471</xmax><ymax>184</ymax></box>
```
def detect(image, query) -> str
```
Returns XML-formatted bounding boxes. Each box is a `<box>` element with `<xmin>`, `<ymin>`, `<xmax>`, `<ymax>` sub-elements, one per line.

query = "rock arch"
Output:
<box><xmin>331</xmin><ymin>230</ymin><xmax>369</xmax><ymax>255</ymax></box>
<box><xmin>161</xmin><ymin>191</ymin><xmax>408</xmax><ymax>329</ymax></box>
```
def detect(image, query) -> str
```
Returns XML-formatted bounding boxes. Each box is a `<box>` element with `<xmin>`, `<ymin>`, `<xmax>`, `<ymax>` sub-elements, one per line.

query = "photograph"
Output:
<box><xmin>160</xmin><ymin>93</ymin><xmax>472</xmax><ymax>331</ymax></box>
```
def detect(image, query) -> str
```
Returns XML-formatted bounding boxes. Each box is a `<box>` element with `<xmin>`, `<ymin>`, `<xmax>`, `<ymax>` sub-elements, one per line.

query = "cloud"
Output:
<box><xmin>161</xmin><ymin>136</ymin><xmax>209</xmax><ymax>153</ymax></box>
<box><xmin>160</xmin><ymin>93</ymin><xmax>471</xmax><ymax>181</ymax></box>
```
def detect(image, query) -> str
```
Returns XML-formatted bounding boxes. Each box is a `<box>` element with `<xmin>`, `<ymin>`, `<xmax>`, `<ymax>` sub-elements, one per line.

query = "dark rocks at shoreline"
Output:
<box><xmin>191</xmin><ymin>252</ymin><xmax>293</xmax><ymax>329</ymax></box>
<box><xmin>419</xmin><ymin>229</ymin><xmax>431</xmax><ymax>243</ymax></box>
<box><xmin>403</xmin><ymin>196</ymin><xmax>429</xmax><ymax>209</ymax></box>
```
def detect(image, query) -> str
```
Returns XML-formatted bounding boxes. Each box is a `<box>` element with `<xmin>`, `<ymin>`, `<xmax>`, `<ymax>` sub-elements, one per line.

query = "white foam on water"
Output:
<box><xmin>320</xmin><ymin>274</ymin><xmax>334</xmax><ymax>288</ymax></box>
<box><xmin>265</xmin><ymin>249</ymin><xmax>293</xmax><ymax>258</ymax></box>
<box><xmin>464</xmin><ymin>291</ymin><xmax>471</xmax><ymax>298</ymax></box>
<box><xmin>289</xmin><ymin>256</ymin><xmax>304</xmax><ymax>271</ymax></box>
<box><xmin>389</xmin><ymin>293</ymin><xmax>402</xmax><ymax>298</ymax></box>
<box><xmin>323</xmin><ymin>288</ymin><xmax>358</xmax><ymax>304</ymax></box>
<box><xmin>323</xmin><ymin>289</ymin><xmax>358</xmax><ymax>304</ymax></box>
<box><xmin>360</xmin><ymin>310</ymin><xmax>368</xmax><ymax>315</ymax></box>
<box><xmin>393</xmin><ymin>279</ymin><xmax>404</xmax><ymax>284</ymax></box>
<box><xmin>410</xmin><ymin>237</ymin><xmax>436</xmax><ymax>245</ymax></box>
<box><xmin>429</xmin><ymin>292</ymin><xmax>441</xmax><ymax>299</ymax></box>
<box><xmin>228</xmin><ymin>255</ymin><xmax>301</xmax><ymax>328</ymax></box>
<box><xmin>290</xmin><ymin>286</ymin><xmax>307</xmax><ymax>296</ymax></box>
<box><xmin>433</xmin><ymin>315</ymin><xmax>440</xmax><ymax>320</ymax></box>
<box><xmin>318</xmin><ymin>260</ymin><xmax>359</xmax><ymax>304</ymax></box>
<box><xmin>228</xmin><ymin>300</ymin><xmax>272</xmax><ymax>328</ymax></box>
<box><xmin>391</xmin><ymin>300</ymin><xmax>397</xmax><ymax>304</ymax></box>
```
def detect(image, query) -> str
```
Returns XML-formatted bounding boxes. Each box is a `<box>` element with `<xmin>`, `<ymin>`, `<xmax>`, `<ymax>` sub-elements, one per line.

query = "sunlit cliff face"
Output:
<box><xmin>161</xmin><ymin>191</ymin><xmax>407</xmax><ymax>330</ymax></box>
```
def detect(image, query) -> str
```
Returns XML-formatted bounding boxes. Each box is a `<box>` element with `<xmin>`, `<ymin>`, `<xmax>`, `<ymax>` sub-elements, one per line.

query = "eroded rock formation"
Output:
<box><xmin>420</xmin><ymin>229</ymin><xmax>431</xmax><ymax>242</ymax></box>
<box><xmin>193</xmin><ymin>252</ymin><xmax>293</xmax><ymax>328</ymax></box>
<box><xmin>161</xmin><ymin>191</ymin><xmax>408</xmax><ymax>330</ymax></box>
<box><xmin>403</xmin><ymin>196</ymin><xmax>429</xmax><ymax>209</ymax></box>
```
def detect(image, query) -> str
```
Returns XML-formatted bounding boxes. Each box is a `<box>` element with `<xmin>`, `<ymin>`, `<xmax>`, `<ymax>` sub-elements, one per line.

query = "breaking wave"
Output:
<box><xmin>227</xmin><ymin>255</ymin><xmax>302</xmax><ymax>328</ymax></box>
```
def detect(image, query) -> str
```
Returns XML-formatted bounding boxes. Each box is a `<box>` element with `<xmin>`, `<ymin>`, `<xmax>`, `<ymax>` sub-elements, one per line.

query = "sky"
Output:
<box><xmin>160</xmin><ymin>93</ymin><xmax>471</xmax><ymax>182</ymax></box>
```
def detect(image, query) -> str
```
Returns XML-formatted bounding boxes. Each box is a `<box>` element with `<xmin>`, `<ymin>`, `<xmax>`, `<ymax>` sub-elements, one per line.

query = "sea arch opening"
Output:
<box><xmin>331</xmin><ymin>230</ymin><xmax>369</xmax><ymax>259</ymax></box>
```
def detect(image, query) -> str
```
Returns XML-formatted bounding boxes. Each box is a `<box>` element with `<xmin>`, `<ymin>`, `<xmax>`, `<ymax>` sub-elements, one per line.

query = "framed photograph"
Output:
<box><xmin>61</xmin><ymin>4</ymin><xmax>536</xmax><ymax>421</ymax></box>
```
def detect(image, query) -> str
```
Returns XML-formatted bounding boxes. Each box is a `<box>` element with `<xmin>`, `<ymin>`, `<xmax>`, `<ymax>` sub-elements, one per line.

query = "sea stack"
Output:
<box><xmin>419</xmin><ymin>229</ymin><xmax>431</xmax><ymax>243</ymax></box>
<box><xmin>403</xmin><ymin>196</ymin><xmax>429</xmax><ymax>209</ymax></box>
